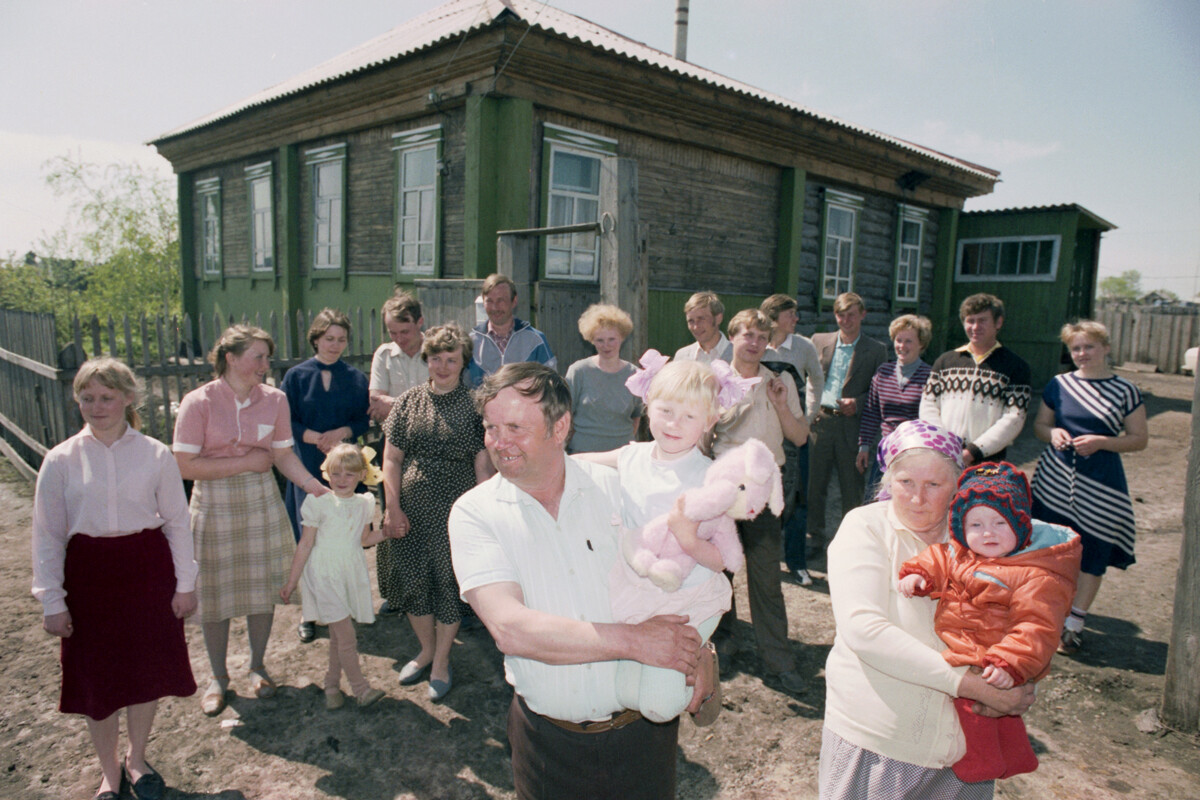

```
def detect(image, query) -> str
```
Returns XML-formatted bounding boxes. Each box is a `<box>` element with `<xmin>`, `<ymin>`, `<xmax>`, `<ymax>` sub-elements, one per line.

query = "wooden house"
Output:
<box><xmin>151</xmin><ymin>0</ymin><xmax>1006</xmax><ymax>369</ymax></box>
<box><xmin>943</xmin><ymin>204</ymin><xmax>1116</xmax><ymax>385</ymax></box>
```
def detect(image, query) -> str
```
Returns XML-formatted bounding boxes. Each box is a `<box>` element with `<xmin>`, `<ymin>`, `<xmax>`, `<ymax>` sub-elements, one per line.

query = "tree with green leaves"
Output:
<box><xmin>1098</xmin><ymin>269</ymin><xmax>1142</xmax><ymax>302</ymax></box>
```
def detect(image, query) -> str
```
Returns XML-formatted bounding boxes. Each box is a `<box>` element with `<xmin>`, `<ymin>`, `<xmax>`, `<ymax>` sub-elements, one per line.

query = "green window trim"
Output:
<box><xmin>392</xmin><ymin>125</ymin><xmax>443</xmax><ymax>279</ymax></box>
<box><xmin>196</xmin><ymin>177</ymin><xmax>222</xmax><ymax>284</ymax></box>
<box><xmin>304</xmin><ymin>143</ymin><xmax>347</xmax><ymax>285</ymax></box>
<box><xmin>955</xmin><ymin>235</ymin><xmax>1061</xmax><ymax>283</ymax></box>
<box><xmin>894</xmin><ymin>203</ymin><xmax>930</xmax><ymax>306</ymax></box>
<box><xmin>819</xmin><ymin>188</ymin><xmax>864</xmax><ymax>305</ymax></box>
<box><xmin>540</xmin><ymin>123</ymin><xmax>617</xmax><ymax>283</ymax></box>
<box><xmin>245</xmin><ymin>161</ymin><xmax>275</xmax><ymax>284</ymax></box>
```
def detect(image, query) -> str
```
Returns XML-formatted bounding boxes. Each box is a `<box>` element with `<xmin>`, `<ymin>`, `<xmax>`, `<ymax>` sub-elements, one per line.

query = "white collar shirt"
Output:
<box><xmin>449</xmin><ymin>456</ymin><xmax>624</xmax><ymax>722</ymax></box>
<box><xmin>369</xmin><ymin>341</ymin><xmax>428</xmax><ymax>397</ymax></box>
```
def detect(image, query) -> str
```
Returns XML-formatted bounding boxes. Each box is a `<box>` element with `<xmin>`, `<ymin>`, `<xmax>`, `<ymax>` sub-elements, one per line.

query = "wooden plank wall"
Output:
<box><xmin>536</xmin><ymin>282</ymin><xmax>600</xmax><ymax>373</ymax></box>
<box><xmin>1096</xmin><ymin>303</ymin><xmax>1200</xmax><ymax>373</ymax></box>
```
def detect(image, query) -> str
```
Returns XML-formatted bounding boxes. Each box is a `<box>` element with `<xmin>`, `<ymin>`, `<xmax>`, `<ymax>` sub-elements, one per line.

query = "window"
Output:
<box><xmin>821</xmin><ymin>190</ymin><xmax>863</xmax><ymax>300</ymax></box>
<box><xmin>894</xmin><ymin>204</ymin><xmax>929</xmax><ymax>303</ymax></box>
<box><xmin>305</xmin><ymin>144</ymin><xmax>346</xmax><ymax>272</ymax></box>
<box><xmin>392</xmin><ymin>126</ymin><xmax>442</xmax><ymax>276</ymax></box>
<box><xmin>245</xmin><ymin>162</ymin><xmax>274</xmax><ymax>274</ymax></box>
<box><xmin>196</xmin><ymin>178</ymin><xmax>221</xmax><ymax>278</ymax></box>
<box><xmin>542</xmin><ymin>124</ymin><xmax>617</xmax><ymax>281</ymax></box>
<box><xmin>955</xmin><ymin>235</ymin><xmax>1061</xmax><ymax>282</ymax></box>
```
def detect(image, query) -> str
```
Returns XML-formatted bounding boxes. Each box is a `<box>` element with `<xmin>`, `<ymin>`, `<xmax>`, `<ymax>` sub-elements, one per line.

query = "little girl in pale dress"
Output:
<box><xmin>281</xmin><ymin>443</ymin><xmax>387</xmax><ymax>709</ymax></box>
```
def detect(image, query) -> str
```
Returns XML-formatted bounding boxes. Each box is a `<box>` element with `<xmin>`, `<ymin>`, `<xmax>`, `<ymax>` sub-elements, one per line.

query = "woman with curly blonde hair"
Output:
<box><xmin>565</xmin><ymin>303</ymin><xmax>643</xmax><ymax>453</ymax></box>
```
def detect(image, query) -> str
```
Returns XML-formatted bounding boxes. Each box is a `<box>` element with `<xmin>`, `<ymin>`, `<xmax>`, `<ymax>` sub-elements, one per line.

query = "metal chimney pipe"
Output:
<box><xmin>674</xmin><ymin>0</ymin><xmax>689</xmax><ymax>61</ymax></box>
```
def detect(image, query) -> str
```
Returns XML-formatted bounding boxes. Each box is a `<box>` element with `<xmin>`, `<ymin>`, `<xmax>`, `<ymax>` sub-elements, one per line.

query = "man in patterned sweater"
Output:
<box><xmin>920</xmin><ymin>294</ymin><xmax>1031</xmax><ymax>466</ymax></box>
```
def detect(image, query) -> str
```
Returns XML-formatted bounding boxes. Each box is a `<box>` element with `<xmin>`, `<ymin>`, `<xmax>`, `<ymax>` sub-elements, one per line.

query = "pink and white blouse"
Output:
<box><xmin>172</xmin><ymin>378</ymin><xmax>294</xmax><ymax>458</ymax></box>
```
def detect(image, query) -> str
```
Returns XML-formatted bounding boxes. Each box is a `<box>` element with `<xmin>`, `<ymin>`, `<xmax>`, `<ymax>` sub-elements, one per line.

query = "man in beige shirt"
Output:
<box><xmin>709</xmin><ymin>309</ymin><xmax>809</xmax><ymax>694</ymax></box>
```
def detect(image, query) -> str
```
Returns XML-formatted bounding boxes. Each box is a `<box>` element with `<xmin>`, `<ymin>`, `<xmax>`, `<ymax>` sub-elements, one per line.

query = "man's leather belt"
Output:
<box><xmin>820</xmin><ymin>405</ymin><xmax>840</xmax><ymax>416</ymax></box>
<box><xmin>543</xmin><ymin>708</ymin><xmax>643</xmax><ymax>734</ymax></box>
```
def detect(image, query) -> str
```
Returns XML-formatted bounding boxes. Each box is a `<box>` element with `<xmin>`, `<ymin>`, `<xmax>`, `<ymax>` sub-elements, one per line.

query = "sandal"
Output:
<box><xmin>248</xmin><ymin>668</ymin><xmax>276</xmax><ymax>698</ymax></box>
<box><xmin>1058</xmin><ymin>628</ymin><xmax>1083</xmax><ymax>655</ymax></box>
<box><xmin>200</xmin><ymin>676</ymin><xmax>229</xmax><ymax>716</ymax></box>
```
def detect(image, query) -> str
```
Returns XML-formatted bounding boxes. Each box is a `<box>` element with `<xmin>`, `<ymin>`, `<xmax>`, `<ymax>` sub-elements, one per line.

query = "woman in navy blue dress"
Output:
<box><xmin>281</xmin><ymin>308</ymin><xmax>370</xmax><ymax>640</ymax></box>
<box><xmin>1031</xmin><ymin>320</ymin><xmax>1147</xmax><ymax>654</ymax></box>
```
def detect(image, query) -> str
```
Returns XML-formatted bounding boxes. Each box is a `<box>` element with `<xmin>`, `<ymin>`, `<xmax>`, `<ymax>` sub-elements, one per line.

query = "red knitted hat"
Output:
<box><xmin>949</xmin><ymin>461</ymin><xmax>1032</xmax><ymax>555</ymax></box>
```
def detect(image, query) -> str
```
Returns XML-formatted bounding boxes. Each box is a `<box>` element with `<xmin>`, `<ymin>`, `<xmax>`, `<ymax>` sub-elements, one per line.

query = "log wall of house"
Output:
<box><xmin>539</xmin><ymin>110</ymin><xmax>779</xmax><ymax>299</ymax></box>
<box><xmin>193</xmin><ymin>155</ymin><xmax>278</xmax><ymax>281</ymax></box>
<box><xmin>798</xmin><ymin>182</ymin><xmax>939</xmax><ymax>340</ymax></box>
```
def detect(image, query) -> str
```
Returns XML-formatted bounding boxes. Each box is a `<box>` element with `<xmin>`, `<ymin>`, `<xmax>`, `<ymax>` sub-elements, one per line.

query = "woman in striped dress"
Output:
<box><xmin>1031</xmin><ymin>321</ymin><xmax>1148</xmax><ymax>654</ymax></box>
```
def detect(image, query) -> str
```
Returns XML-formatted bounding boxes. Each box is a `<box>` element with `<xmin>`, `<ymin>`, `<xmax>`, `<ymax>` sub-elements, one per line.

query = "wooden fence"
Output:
<box><xmin>0</xmin><ymin>289</ymin><xmax>598</xmax><ymax>478</ymax></box>
<box><xmin>1095</xmin><ymin>303</ymin><xmax>1200</xmax><ymax>374</ymax></box>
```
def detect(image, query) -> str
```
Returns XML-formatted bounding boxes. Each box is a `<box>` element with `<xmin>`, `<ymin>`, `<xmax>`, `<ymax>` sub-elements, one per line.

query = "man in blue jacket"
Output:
<box><xmin>468</xmin><ymin>274</ymin><xmax>557</xmax><ymax>387</ymax></box>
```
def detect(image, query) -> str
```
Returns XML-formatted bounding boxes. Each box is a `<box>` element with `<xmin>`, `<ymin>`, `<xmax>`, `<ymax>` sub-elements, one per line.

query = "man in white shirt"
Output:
<box><xmin>368</xmin><ymin>290</ymin><xmax>428</xmax><ymax>422</ymax></box>
<box><xmin>449</xmin><ymin>363</ymin><xmax>712</xmax><ymax>799</ymax></box>
<box><xmin>760</xmin><ymin>294</ymin><xmax>824</xmax><ymax>586</ymax></box>
<box><xmin>673</xmin><ymin>291</ymin><xmax>733</xmax><ymax>363</ymax></box>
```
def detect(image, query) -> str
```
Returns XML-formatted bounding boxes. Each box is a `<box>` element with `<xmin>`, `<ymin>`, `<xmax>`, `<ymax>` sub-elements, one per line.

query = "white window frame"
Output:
<box><xmin>392</xmin><ymin>125</ymin><xmax>442</xmax><ymax>277</ymax></box>
<box><xmin>894</xmin><ymin>204</ymin><xmax>929</xmax><ymax>304</ymax></box>
<box><xmin>245</xmin><ymin>162</ymin><xmax>274</xmax><ymax>274</ymax></box>
<box><xmin>543</xmin><ymin>123</ymin><xmax>617</xmax><ymax>282</ymax></box>
<box><xmin>955</xmin><ymin>235</ymin><xmax>1061</xmax><ymax>282</ymax></box>
<box><xmin>821</xmin><ymin>189</ymin><xmax>863</xmax><ymax>301</ymax></box>
<box><xmin>305</xmin><ymin>143</ymin><xmax>347</xmax><ymax>273</ymax></box>
<box><xmin>196</xmin><ymin>177</ymin><xmax>221</xmax><ymax>279</ymax></box>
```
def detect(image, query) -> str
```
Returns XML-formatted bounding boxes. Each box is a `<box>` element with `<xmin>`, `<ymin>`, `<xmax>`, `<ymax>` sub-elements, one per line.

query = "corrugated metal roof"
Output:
<box><xmin>153</xmin><ymin>0</ymin><xmax>998</xmax><ymax>181</ymax></box>
<box><xmin>963</xmin><ymin>203</ymin><xmax>1116</xmax><ymax>230</ymax></box>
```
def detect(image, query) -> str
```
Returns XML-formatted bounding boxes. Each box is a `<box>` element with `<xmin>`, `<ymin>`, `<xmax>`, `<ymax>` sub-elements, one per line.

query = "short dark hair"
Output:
<box><xmin>959</xmin><ymin>293</ymin><xmax>1005</xmax><ymax>322</ymax></box>
<box><xmin>474</xmin><ymin>362</ymin><xmax>572</xmax><ymax>436</ymax></box>
<box><xmin>307</xmin><ymin>308</ymin><xmax>352</xmax><ymax>351</ymax></box>
<box><xmin>760</xmin><ymin>293</ymin><xmax>798</xmax><ymax>322</ymax></box>
<box><xmin>382</xmin><ymin>290</ymin><xmax>422</xmax><ymax>325</ymax></box>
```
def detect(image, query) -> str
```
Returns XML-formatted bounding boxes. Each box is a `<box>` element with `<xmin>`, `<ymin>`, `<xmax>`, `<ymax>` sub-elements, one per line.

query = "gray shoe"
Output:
<box><xmin>793</xmin><ymin>568</ymin><xmax>813</xmax><ymax>586</ymax></box>
<box><xmin>776</xmin><ymin>669</ymin><xmax>807</xmax><ymax>694</ymax></box>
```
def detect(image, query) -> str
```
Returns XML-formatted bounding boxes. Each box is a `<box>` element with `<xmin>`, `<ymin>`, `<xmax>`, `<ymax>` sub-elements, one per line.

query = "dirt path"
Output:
<box><xmin>1</xmin><ymin>370</ymin><xmax>1197</xmax><ymax>799</ymax></box>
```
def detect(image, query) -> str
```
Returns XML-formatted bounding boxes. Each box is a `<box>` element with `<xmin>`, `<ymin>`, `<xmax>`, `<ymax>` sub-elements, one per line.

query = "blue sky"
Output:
<box><xmin>3</xmin><ymin>0</ymin><xmax>1197</xmax><ymax>296</ymax></box>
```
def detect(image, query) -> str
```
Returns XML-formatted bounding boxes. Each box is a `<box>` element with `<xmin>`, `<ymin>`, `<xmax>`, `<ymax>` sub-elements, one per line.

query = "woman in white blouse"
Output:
<box><xmin>32</xmin><ymin>358</ymin><xmax>197</xmax><ymax>800</ymax></box>
<box><xmin>820</xmin><ymin>420</ymin><xmax>1036</xmax><ymax>800</ymax></box>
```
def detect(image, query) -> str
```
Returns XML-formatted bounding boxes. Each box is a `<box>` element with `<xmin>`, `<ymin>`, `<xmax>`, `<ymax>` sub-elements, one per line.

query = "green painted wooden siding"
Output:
<box><xmin>951</xmin><ymin>209</ymin><xmax>1085</xmax><ymax>387</ymax></box>
<box><xmin>463</xmin><ymin>96</ymin><xmax>534</xmax><ymax>278</ymax></box>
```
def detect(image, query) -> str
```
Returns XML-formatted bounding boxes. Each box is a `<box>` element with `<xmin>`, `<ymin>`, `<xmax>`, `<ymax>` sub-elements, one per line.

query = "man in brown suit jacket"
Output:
<box><xmin>807</xmin><ymin>292</ymin><xmax>888</xmax><ymax>557</ymax></box>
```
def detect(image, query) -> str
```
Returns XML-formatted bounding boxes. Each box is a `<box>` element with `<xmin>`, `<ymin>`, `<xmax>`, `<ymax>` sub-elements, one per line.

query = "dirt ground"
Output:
<box><xmin>1</xmin><ymin>369</ymin><xmax>1197</xmax><ymax>800</ymax></box>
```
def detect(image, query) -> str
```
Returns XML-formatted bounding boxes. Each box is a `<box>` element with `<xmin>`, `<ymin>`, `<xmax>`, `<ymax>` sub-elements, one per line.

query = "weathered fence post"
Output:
<box><xmin>599</xmin><ymin>157</ymin><xmax>647</xmax><ymax>362</ymax></box>
<box><xmin>1162</xmin><ymin>372</ymin><xmax>1200</xmax><ymax>732</ymax></box>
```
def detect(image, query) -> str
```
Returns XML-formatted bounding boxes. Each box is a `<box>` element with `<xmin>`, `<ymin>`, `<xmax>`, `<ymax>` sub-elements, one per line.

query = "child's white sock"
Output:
<box><xmin>1064</xmin><ymin>607</ymin><xmax>1086</xmax><ymax>633</ymax></box>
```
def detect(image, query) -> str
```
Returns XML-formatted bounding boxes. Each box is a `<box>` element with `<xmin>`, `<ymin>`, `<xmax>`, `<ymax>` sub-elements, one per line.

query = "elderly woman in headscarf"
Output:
<box><xmin>819</xmin><ymin>420</ymin><xmax>1037</xmax><ymax>800</ymax></box>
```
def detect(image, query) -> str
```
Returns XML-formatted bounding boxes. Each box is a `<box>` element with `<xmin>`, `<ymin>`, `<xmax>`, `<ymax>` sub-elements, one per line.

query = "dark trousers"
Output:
<box><xmin>715</xmin><ymin>512</ymin><xmax>795</xmax><ymax>673</ymax></box>
<box><xmin>783</xmin><ymin>443</ymin><xmax>810</xmax><ymax>571</ymax></box>
<box><xmin>508</xmin><ymin>694</ymin><xmax>678</xmax><ymax>800</ymax></box>
<box><xmin>808</xmin><ymin>411</ymin><xmax>865</xmax><ymax>550</ymax></box>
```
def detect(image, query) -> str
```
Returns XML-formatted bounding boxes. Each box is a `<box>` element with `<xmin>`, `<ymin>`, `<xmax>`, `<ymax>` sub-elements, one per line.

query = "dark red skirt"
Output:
<box><xmin>60</xmin><ymin>527</ymin><xmax>196</xmax><ymax>720</ymax></box>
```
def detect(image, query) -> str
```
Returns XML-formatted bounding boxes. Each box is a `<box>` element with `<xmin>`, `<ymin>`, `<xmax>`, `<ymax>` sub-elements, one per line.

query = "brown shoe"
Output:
<box><xmin>691</xmin><ymin>645</ymin><xmax>722</xmax><ymax>727</ymax></box>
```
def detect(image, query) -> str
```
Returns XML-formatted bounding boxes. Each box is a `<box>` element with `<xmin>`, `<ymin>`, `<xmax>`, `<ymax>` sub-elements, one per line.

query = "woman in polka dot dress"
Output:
<box><xmin>380</xmin><ymin>323</ymin><xmax>492</xmax><ymax>701</ymax></box>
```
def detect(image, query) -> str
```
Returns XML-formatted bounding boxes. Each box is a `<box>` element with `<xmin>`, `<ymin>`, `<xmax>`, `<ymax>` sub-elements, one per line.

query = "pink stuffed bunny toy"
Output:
<box><xmin>623</xmin><ymin>438</ymin><xmax>784</xmax><ymax>591</ymax></box>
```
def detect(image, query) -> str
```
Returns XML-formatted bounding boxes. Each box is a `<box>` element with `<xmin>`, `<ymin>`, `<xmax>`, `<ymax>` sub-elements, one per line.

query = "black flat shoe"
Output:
<box><xmin>93</xmin><ymin>792</ymin><xmax>119</xmax><ymax>800</ymax></box>
<box><xmin>125</xmin><ymin>760</ymin><xmax>166</xmax><ymax>800</ymax></box>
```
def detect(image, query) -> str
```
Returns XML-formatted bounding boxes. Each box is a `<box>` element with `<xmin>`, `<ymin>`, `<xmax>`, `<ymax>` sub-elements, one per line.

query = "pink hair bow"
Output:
<box><xmin>625</xmin><ymin>349</ymin><xmax>671</xmax><ymax>399</ymax></box>
<box><xmin>709</xmin><ymin>359</ymin><xmax>761</xmax><ymax>409</ymax></box>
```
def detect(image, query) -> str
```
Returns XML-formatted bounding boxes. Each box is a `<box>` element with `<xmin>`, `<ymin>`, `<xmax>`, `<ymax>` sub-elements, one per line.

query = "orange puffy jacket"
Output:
<box><xmin>899</xmin><ymin>520</ymin><xmax>1082</xmax><ymax>684</ymax></box>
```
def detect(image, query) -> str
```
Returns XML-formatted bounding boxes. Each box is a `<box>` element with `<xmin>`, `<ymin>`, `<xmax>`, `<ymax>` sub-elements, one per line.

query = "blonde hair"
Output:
<box><xmin>684</xmin><ymin>291</ymin><xmax>723</xmax><ymax>318</ymax></box>
<box><xmin>73</xmin><ymin>357</ymin><xmax>141</xmax><ymax>430</ymax></box>
<box><xmin>1060</xmin><ymin>320</ymin><xmax>1109</xmax><ymax>347</ymax></box>
<box><xmin>726</xmin><ymin>308</ymin><xmax>774</xmax><ymax>338</ymax></box>
<box><xmin>321</xmin><ymin>443</ymin><xmax>370</xmax><ymax>477</ymax></box>
<box><xmin>482</xmin><ymin>273</ymin><xmax>517</xmax><ymax>299</ymax></box>
<box><xmin>209</xmin><ymin>325</ymin><xmax>275</xmax><ymax>378</ymax></box>
<box><xmin>889</xmin><ymin>314</ymin><xmax>933</xmax><ymax>350</ymax></box>
<box><xmin>578</xmin><ymin>303</ymin><xmax>633</xmax><ymax>341</ymax></box>
<box><xmin>645</xmin><ymin>360</ymin><xmax>721</xmax><ymax>421</ymax></box>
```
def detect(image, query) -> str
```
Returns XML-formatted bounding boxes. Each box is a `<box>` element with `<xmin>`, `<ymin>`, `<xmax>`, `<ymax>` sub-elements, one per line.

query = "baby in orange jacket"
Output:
<box><xmin>899</xmin><ymin>461</ymin><xmax>1081</xmax><ymax>783</ymax></box>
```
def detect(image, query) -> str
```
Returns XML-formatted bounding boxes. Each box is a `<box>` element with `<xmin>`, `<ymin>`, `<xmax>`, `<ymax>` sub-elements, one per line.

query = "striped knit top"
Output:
<box><xmin>857</xmin><ymin>359</ymin><xmax>932</xmax><ymax>452</ymax></box>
